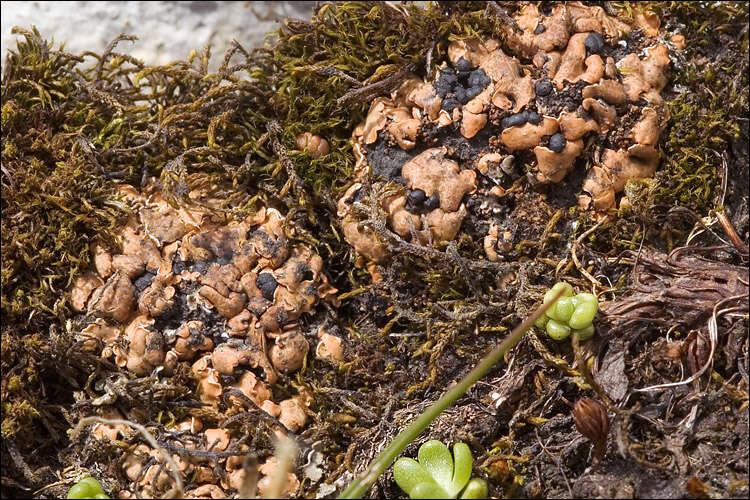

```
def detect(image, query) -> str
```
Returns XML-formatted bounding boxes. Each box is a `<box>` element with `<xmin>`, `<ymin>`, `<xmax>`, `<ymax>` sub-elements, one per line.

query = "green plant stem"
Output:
<box><xmin>337</xmin><ymin>289</ymin><xmax>565</xmax><ymax>499</ymax></box>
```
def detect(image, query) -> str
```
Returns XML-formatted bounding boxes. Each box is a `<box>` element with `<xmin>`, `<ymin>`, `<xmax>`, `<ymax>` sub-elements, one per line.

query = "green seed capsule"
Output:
<box><xmin>460</xmin><ymin>478</ymin><xmax>489</xmax><ymax>499</ymax></box>
<box><xmin>546</xmin><ymin>319</ymin><xmax>571</xmax><ymax>340</ymax></box>
<box><xmin>574</xmin><ymin>324</ymin><xmax>595</xmax><ymax>341</ymax></box>
<box><xmin>77</xmin><ymin>478</ymin><xmax>103</xmax><ymax>490</ymax></box>
<box><xmin>544</xmin><ymin>282</ymin><xmax>574</xmax><ymax>304</ymax></box>
<box><xmin>534</xmin><ymin>313</ymin><xmax>549</xmax><ymax>329</ymax></box>
<box><xmin>569</xmin><ymin>300</ymin><xmax>598</xmax><ymax>330</ymax></box>
<box><xmin>548</xmin><ymin>297</ymin><xmax>575</xmax><ymax>322</ymax></box>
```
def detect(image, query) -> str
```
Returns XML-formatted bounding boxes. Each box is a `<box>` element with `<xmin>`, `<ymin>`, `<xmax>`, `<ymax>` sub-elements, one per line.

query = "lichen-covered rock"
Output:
<box><xmin>338</xmin><ymin>1</ymin><xmax>675</xmax><ymax>262</ymax></box>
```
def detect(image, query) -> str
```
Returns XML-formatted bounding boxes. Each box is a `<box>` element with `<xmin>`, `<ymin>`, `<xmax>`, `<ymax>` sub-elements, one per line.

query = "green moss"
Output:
<box><xmin>2</xmin><ymin>28</ymin><xmax>128</xmax><ymax>327</ymax></box>
<box><xmin>655</xmin><ymin>36</ymin><xmax>747</xmax><ymax>211</ymax></box>
<box><xmin>1</xmin><ymin>400</ymin><xmax>40</xmax><ymax>439</ymax></box>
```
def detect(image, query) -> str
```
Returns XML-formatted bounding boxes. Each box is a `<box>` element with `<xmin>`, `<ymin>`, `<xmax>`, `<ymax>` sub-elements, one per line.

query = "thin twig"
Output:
<box><xmin>267</xmin><ymin>120</ymin><xmax>312</xmax><ymax>214</ymax></box>
<box><xmin>672</xmin><ymin>206</ymin><xmax>732</xmax><ymax>248</ymax></box>
<box><xmin>299</xmin><ymin>66</ymin><xmax>363</xmax><ymax>86</ymax></box>
<box><xmin>337</xmin><ymin>63</ymin><xmax>418</xmax><ymax>105</ymax></box>
<box><xmin>424</xmin><ymin>37</ymin><xmax>439</xmax><ymax>80</ymax></box>
<box><xmin>96</xmin><ymin>33</ymin><xmax>138</xmax><ymax>80</ymax></box>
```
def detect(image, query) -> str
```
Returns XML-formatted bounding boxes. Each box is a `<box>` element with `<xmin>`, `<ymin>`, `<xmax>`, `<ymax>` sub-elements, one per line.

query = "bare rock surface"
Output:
<box><xmin>1</xmin><ymin>1</ymin><xmax>313</xmax><ymax>69</ymax></box>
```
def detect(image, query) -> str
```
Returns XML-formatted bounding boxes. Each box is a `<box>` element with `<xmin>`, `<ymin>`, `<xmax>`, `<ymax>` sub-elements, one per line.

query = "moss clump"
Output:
<box><xmin>1</xmin><ymin>29</ymin><xmax>124</xmax><ymax>327</ymax></box>
<box><xmin>0</xmin><ymin>400</ymin><xmax>40</xmax><ymax>439</ymax></box>
<box><xmin>1</xmin><ymin>331</ymin><xmax>47</xmax><ymax>442</ymax></box>
<box><xmin>654</xmin><ymin>1</ymin><xmax>748</xmax><ymax>210</ymax></box>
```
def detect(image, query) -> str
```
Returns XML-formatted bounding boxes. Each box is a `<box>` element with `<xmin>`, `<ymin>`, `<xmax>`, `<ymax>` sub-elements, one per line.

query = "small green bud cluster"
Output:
<box><xmin>535</xmin><ymin>282</ymin><xmax>598</xmax><ymax>341</ymax></box>
<box><xmin>67</xmin><ymin>477</ymin><xmax>110</xmax><ymax>499</ymax></box>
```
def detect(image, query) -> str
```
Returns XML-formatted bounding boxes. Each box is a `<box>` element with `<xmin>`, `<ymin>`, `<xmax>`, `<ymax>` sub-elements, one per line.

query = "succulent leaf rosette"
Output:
<box><xmin>535</xmin><ymin>282</ymin><xmax>599</xmax><ymax>341</ymax></box>
<box><xmin>67</xmin><ymin>477</ymin><xmax>109</xmax><ymax>499</ymax></box>
<box><xmin>393</xmin><ymin>440</ymin><xmax>488</xmax><ymax>499</ymax></box>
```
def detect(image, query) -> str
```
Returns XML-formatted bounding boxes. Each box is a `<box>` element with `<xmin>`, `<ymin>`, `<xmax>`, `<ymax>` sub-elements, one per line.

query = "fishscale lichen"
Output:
<box><xmin>0</xmin><ymin>10</ymin><xmax>510</xmax><ymax>480</ymax></box>
<box><xmin>585</xmin><ymin>1</ymin><xmax>748</xmax><ymax>251</ymax></box>
<box><xmin>1</xmin><ymin>3</ymin><xmax>747</xmax><ymax>498</ymax></box>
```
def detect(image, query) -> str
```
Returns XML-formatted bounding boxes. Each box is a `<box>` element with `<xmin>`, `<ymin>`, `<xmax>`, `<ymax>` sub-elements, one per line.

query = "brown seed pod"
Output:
<box><xmin>685</xmin><ymin>330</ymin><xmax>710</xmax><ymax>377</ymax></box>
<box><xmin>572</xmin><ymin>397</ymin><xmax>609</xmax><ymax>464</ymax></box>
